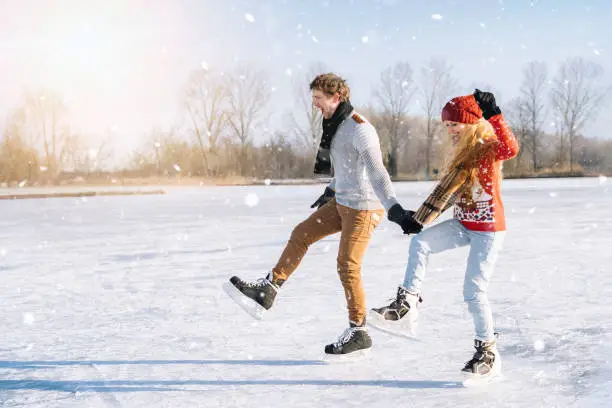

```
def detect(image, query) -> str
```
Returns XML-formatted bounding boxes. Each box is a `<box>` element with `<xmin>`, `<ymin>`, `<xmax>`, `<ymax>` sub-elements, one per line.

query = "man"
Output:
<box><xmin>223</xmin><ymin>73</ymin><xmax>415</xmax><ymax>358</ymax></box>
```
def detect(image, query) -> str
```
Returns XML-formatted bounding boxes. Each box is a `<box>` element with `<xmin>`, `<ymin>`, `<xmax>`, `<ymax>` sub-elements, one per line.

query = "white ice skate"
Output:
<box><xmin>461</xmin><ymin>339</ymin><xmax>503</xmax><ymax>387</ymax></box>
<box><xmin>367</xmin><ymin>286</ymin><xmax>420</xmax><ymax>339</ymax></box>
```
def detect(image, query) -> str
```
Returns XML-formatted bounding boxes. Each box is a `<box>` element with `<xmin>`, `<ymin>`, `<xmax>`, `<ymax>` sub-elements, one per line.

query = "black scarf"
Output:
<box><xmin>313</xmin><ymin>100</ymin><xmax>354</xmax><ymax>175</ymax></box>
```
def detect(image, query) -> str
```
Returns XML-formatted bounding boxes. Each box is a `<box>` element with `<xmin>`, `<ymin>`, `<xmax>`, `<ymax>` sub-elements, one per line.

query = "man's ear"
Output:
<box><xmin>333</xmin><ymin>93</ymin><xmax>341</xmax><ymax>103</ymax></box>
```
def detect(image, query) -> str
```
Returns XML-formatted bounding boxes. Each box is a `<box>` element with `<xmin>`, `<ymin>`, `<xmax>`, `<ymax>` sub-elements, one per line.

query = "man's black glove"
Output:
<box><xmin>387</xmin><ymin>203</ymin><xmax>423</xmax><ymax>235</ymax></box>
<box><xmin>473</xmin><ymin>89</ymin><xmax>502</xmax><ymax>120</ymax></box>
<box><xmin>310</xmin><ymin>187</ymin><xmax>335</xmax><ymax>209</ymax></box>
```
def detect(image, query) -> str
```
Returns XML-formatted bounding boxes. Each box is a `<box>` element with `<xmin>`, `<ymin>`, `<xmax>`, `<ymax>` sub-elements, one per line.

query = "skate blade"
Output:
<box><xmin>322</xmin><ymin>348</ymin><xmax>371</xmax><ymax>364</ymax></box>
<box><xmin>366</xmin><ymin>310</ymin><xmax>418</xmax><ymax>340</ymax></box>
<box><xmin>461</xmin><ymin>372</ymin><xmax>503</xmax><ymax>387</ymax></box>
<box><xmin>222</xmin><ymin>282</ymin><xmax>266</xmax><ymax>320</ymax></box>
<box><xmin>461</xmin><ymin>362</ymin><xmax>503</xmax><ymax>387</ymax></box>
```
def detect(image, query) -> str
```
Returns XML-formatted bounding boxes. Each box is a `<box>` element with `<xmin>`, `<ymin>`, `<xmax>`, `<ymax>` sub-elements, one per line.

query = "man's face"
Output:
<box><xmin>312</xmin><ymin>89</ymin><xmax>341</xmax><ymax>119</ymax></box>
<box><xmin>444</xmin><ymin>121</ymin><xmax>465</xmax><ymax>145</ymax></box>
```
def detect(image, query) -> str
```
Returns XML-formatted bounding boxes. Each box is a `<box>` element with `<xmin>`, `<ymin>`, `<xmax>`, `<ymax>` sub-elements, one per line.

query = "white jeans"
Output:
<box><xmin>402</xmin><ymin>219</ymin><xmax>505</xmax><ymax>342</ymax></box>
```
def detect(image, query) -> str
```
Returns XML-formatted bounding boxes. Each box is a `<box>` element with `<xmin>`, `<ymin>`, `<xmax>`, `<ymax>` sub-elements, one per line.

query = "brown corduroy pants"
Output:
<box><xmin>271</xmin><ymin>199</ymin><xmax>384</xmax><ymax>325</ymax></box>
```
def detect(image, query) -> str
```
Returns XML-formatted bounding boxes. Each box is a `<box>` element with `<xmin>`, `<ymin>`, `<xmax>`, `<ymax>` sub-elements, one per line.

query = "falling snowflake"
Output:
<box><xmin>18</xmin><ymin>180</ymin><xmax>26</xmax><ymax>188</ymax></box>
<box><xmin>361</xmin><ymin>36</ymin><xmax>369</xmax><ymax>43</ymax></box>
<box><xmin>201</xmin><ymin>61</ymin><xmax>209</xmax><ymax>70</ymax></box>
<box><xmin>533</xmin><ymin>339</ymin><xmax>546</xmax><ymax>352</ymax></box>
<box><xmin>549</xmin><ymin>192</ymin><xmax>558</xmax><ymax>198</ymax></box>
<box><xmin>312</xmin><ymin>35</ymin><xmax>319</xmax><ymax>43</ymax></box>
<box><xmin>244</xmin><ymin>193</ymin><xmax>259</xmax><ymax>207</ymax></box>
<box><xmin>40</xmin><ymin>166</ymin><xmax>48</xmax><ymax>172</ymax></box>
<box><xmin>23</xmin><ymin>313</ymin><xmax>35</xmax><ymax>325</ymax></box>
<box><xmin>264</xmin><ymin>179</ymin><xmax>271</xmax><ymax>186</ymax></box>
<box><xmin>173</xmin><ymin>164</ymin><xmax>181</xmax><ymax>172</ymax></box>
<box><xmin>244</xmin><ymin>13</ymin><xmax>255</xmax><ymax>23</ymax></box>
<box><xmin>528</xmin><ymin>207</ymin><xmax>537</xmax><ymax>214</ymax></box>
<box><xmin>599</xmin><ymin>175</ymin><xmax>607</xmax><ymax>184</ymax></box>
<box><xmin>431</xmin><ymin>14</ymin><xmax>443</xmax><ymax>20</ymax></box>
<box><xmin>0</xmin><ymin>248</ymin><xmax>6</xmax><ymax>257</ymax></box>
<box><xmin>285</xmin><ymin>68</ymin><xmax>293</xmax><ymax>76</ymax></box>
<box><xmin>479</xmin><ymin>22</ymin><xmax>486</xmax><ymax>28</ymax></box>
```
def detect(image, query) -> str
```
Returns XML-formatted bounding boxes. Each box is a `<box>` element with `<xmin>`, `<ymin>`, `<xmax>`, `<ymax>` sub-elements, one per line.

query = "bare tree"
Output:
<box><xmin>184</xmin><ymin>68</ymin><xmax>228</xmax><ymax>174</ymax></box>
<box><xmin>419</xmin><ymin>58</ymin><xmax>457</xmax><ymax>179</ymax></box>
<box><xmin>290</xmin><ymin>62</ymin><xmax>327</xmax><ymax>157</ymax></box>
<box><xmin>520</xmin><ymin>61</ymin><xmax>548</xmax><ymax>171</ymax></box>
<box><xmin>373</xmin><ymin>62</ymin><xmax>417</xmax><ymax>177</ymax></box>
<box><xmin>226</xmin><ymin>66</ymin><xmax>271</xmax><ymax>175</ymax></box>
<box><xmin>550</xmin><ymin>57</ymin><xmax>609</xmax><ymax>171</ymax></box>
<box><xmin>23</xmin><ymin>90</ymin><xmax>68</xmax><ymax>177</ymax></box>
<box><xmin>505</xmin><ymin>97</ymin><xmax>530</xmax><ymax>173</ymax></box>
<box><xmin>1</xmin><ymin>108</ymin><xmax>40</xmax><ymax>182</ymax></box>
<box><xmin>60</xmin><ymin>132</ymin><xmax>84</xmax><ymax>172</ymax></box>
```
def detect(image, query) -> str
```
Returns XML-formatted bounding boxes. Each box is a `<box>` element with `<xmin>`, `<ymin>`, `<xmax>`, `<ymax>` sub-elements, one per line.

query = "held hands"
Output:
<box><xmin>473</xmin><ymin>89</ymin><xmax>502</xmax><ymax>120</ymax></box>
<box><xmin>387</xmin><ymin>203</ymin><xmax>423</xmax><ymax>235</ymax></box>
<box><xmin>310</xmin><ymin>187</ymin><xmax>335</xmax><ymax>209</ymax></box>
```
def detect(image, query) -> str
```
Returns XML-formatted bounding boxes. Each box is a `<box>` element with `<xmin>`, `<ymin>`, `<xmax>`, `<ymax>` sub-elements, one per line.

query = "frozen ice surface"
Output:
<box><xmin>0</xmin><ymin>177</ymin><xmax>610</xmax><ymax>406</ymax></box>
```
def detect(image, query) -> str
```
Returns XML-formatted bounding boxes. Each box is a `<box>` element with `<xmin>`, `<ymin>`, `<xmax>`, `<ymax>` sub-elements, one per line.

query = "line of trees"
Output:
<box><xmin>1</xmin><ymin>57</ymin><xmax>611</xmax><ymax>185</ymax></box>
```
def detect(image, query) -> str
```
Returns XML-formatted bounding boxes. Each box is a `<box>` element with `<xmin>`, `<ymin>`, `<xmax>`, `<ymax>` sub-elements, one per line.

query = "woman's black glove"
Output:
<box><xmin>473</xmin><ymin>89</ymin><xmax>502</xmax><ymax>120</ymax></box>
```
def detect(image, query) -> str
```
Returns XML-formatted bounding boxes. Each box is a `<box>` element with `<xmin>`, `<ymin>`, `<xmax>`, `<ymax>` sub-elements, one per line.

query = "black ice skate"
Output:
<box><xmin>367</xmin><ymin>286</ymin><xmax>421</xmax><ymax>338</ymax></box>
<box><xmin>222</xmin><ymin>273</ymin><xmax>282</xmax><ymax>320</ymax></box>
<box><xmin>323</xmin><ymin>321</ymin><xmax>372</xmax><ymax>362</ymax></box>
<box><xmin>461</xmin><ymin>337</ymin><xmax>502</xmax><ymax>385</ymax></box>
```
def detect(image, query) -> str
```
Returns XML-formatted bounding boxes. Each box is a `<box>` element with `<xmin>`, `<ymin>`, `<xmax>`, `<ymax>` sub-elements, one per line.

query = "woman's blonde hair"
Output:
<box><xmin>443</xmin><ymin>118</ymin><xmax>498</xmax><ymax>194</ymax></box>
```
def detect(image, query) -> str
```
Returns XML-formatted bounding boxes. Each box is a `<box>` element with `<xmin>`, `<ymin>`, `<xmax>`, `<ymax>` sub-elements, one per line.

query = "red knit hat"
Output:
<box><xmin>441</xmin><ymin>95</ymin><xmax>483</xmax><ymax>124</ymax></box>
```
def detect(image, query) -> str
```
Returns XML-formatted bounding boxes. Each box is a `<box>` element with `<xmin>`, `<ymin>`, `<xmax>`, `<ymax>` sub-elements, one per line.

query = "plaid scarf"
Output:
<box><xmin>414</xmin><ymin>167</ymin><xmax>469</xmax><ymax>225</ymax></box>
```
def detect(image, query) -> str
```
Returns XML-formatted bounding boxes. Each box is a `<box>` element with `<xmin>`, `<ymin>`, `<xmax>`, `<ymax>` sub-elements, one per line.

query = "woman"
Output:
<box><xmin>374</xmin><ymin>90</ymin><xmax>519</xmax><ymax>379</ymax></box>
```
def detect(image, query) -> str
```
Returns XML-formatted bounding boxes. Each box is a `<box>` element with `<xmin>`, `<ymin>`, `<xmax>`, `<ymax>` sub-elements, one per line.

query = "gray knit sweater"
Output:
<box><xmin>327</xmin><ymin>111</ymin><xmax>398</xmax><ymax>211</ymax></box>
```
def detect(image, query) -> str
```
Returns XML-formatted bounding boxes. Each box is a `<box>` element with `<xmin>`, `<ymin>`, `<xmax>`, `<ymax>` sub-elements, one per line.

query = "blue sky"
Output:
<box><xmin>1</xmin><ymin>0</ymin><xmax>611</xmax><ymax>158</ymax></box>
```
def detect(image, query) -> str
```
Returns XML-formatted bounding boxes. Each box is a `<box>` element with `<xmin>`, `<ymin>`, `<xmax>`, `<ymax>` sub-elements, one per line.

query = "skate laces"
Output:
<box><xmin>386</xmin><ymin>287</ymin><xmax>410</xmax><ymax>309</ymax></box>
<box><xmin>466</xmin><ymin>342</ymin><xmax>496</xmax><ymax>367</ymax></box>
<box><xmin>333</xmin><ymin>327</ymin><xmax>360</xmax><ymax>347</ymax></box>
<box><xmin>244</xmin><ymin>277</ymin><xmax>276</xmax><ymax>291</ymax></box>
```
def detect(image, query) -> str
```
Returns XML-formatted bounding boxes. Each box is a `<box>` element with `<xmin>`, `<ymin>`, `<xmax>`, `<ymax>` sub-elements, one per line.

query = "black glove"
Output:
<box><xmin>387</xmin><ymin>203</ymin><xmax>423</xmax><ymax>235</ymax></box>
<box><xmin>473</xmin><ymin>89</ymin><xmax>502</xmax><ymax>120</ymax></box>
<box><xmin>310</xmin><ymin>187</ymin><xmax>335</xmax><ymax>209</ymax></box>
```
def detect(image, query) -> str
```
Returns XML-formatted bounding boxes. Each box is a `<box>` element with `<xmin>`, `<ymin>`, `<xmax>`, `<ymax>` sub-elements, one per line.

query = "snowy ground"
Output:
<box><xmin>1</xmin><ymin>177</ymin><xmax>611</xmax><ymax>407</ymax></box>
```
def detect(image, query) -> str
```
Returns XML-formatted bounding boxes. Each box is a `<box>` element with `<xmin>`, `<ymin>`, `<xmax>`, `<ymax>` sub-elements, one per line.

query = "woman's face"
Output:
<box><xmin>444</xmin><ymin>121</ymin><xmax>465</xmax><ymax>145</ymax></box>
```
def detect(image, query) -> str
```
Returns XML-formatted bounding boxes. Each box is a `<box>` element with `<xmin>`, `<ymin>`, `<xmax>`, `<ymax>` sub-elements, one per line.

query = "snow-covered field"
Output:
<box><xmin>1</xmin><ymin>177</ymin><xmax>611</xmax><ymax>407</ymax></box>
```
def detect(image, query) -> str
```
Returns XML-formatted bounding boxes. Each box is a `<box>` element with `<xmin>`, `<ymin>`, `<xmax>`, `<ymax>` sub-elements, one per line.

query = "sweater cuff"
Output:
<box><xmin>383</xmin><ymin>197</ymin><xmax>400</xmax><ymax>212</ymax></box>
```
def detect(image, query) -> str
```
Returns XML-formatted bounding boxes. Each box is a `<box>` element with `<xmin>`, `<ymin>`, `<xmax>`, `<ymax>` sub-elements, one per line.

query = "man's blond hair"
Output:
<box><xmin>309</xmin><ymin>73</ymin><xmax>350</xmax><ymax>102</ymax></box>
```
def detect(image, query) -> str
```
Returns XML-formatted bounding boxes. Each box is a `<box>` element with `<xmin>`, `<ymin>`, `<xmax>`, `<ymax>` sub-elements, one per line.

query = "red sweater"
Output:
<box><xmin>454</xmin><ymin>114</ymin><xmax>519</xmax><ymax>232</ymax></box>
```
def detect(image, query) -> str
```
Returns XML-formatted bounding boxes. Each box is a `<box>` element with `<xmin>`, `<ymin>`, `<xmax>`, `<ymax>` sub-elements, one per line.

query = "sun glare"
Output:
<box><xmin>33</xmin><ymin>7</ymin><xmax>132</xmax><ymax>92</ymax></box>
